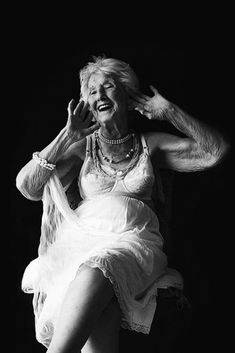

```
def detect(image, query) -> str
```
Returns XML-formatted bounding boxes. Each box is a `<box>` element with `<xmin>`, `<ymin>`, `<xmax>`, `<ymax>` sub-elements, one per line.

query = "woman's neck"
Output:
<box><xmin>99</xmin><ymin>120</ymin><xmax>129</xmax><ymax>139</ymax></box>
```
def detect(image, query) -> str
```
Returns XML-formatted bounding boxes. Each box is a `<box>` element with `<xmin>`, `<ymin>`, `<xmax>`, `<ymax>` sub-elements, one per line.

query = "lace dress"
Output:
<box><xmin>21</xmin><ymin>132</ymin><xmax>183</xmax><ymax>348</ymax></box>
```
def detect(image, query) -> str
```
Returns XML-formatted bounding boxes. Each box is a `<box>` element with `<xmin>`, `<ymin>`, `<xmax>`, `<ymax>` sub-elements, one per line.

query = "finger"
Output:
<box><xmin>149</xmin><ymin>85</ymin><xmax>158</xmax><ymax>96</ymax></box>
<box><xmin>80</xmin><ymin>102</ymin><xmax>90</xmax><ymax>121</ymax></box>
<box><xmin>85</xmin><ymin>121</ymin><xmax>100</xmax><ymax>135</ymax></box>
<box><xmin>128</xmin><ymin>89</ymin><xmax>142</xmax><ymax>101</ymax></box>
<box><xmin>67</xmin><ymin>99</ymin><xmax>75</xmax><ymax>115</ymax></box>
<box><xmin>128</xmin><ymin>97</ymin><xmax>142</xmax><ymax>107</ymax></box>
<box><xmin>143</xmin><ymin>104</ymin><xmax>151</xmax><ymax>112</ymax></box>
<box><xmin>141</xmin><ymin>93</ymin><xmax>151</xmax><ymax>100</ymax></box>
<box><xmin>145</xmin><ymin>112</ymin><xmax>154</xmax><ymax>120</ymax></box>
<box><xmin>138</xmin><ymin>94</ymin><xmax>150</xmax><ymax>102</ymax></box>
<box><xmin>134</xmin><ymin>106</ymin><xmax>144</xmax><ymax>115</ymax></box>
<box><xmin>73</xmin><ymin>100</ymin><xmax>85</xmax><ymax>116</ymax></box>
<box><xmin>84</xmin><ymin>111</ymin><xmax>94</xmax><ymax>125</ymax></box>
<box><xmin>129</xmin><ymin>93</ymin><xmax>147</xmax><ymax>104</ymax></box>
<box><xmin>129</xmin><ymin>99</ymin><xmax>144</xmax><ymax>110</ymax></box>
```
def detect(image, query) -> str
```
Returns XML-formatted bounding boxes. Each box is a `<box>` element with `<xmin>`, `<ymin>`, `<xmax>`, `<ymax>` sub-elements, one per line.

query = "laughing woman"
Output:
<box><xmin>16</xmin><ymin>56</ymin><xmax>229</xmax><ymax>353</ymax></box>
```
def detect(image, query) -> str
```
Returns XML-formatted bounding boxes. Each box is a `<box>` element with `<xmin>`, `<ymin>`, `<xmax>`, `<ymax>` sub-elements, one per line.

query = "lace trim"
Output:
<box><xmin>79</xmin><ymin>259</ymin><xmax>153</xmax><ymax>335</ymax></box>
<box><xmin>121</xmin><ymin>320</ymin><xmax>150</xmax><ymax>334</ymax></box>
<box><xmin>78</xmin><ymin>259</ymin><xmax>127</xmax><ymax>316</ymax></box>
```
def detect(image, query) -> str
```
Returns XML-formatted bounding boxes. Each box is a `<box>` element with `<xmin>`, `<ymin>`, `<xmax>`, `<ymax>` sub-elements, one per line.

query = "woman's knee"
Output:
<box><xmin>77</xmin><ymin>264</ymin><xmax>113</xmax><ymax>287</ymax></box>
<box><xmin>71</xmin><ymin>264</ymin><xmax>115</xmax><ymax>308</ymax></box>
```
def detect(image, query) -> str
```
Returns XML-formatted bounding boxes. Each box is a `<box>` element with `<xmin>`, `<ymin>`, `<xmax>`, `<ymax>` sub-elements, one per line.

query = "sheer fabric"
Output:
<box><xmin>21</xmin><ymin>133</ymin><xmax>183</xmax><ymax>348</ymax></box>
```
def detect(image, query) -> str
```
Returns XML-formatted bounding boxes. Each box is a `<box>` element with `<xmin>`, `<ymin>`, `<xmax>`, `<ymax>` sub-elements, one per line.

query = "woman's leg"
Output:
<box><xmin>82</xmin><ymin>296</ymin><xmax>121</xmax><ymax>353</ymax></box>
<box><xmin>46</xmin><ymin>265</ymin><xmax>116</xmax><ymax>353</ymax></box>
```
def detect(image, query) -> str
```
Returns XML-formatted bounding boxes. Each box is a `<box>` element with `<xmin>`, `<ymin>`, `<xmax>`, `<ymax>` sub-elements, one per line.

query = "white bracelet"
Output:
<box><xmin>32</xmin><ymin>152</ymin><xmax>56</xmax><ymax>171</ymax></box>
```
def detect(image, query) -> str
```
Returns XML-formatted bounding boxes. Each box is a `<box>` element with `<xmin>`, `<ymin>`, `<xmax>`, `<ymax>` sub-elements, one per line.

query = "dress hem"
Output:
<box><xmin>78</xmin><ymin>259</ymin><xmax>153</xmax><ymax>335</ymax></box>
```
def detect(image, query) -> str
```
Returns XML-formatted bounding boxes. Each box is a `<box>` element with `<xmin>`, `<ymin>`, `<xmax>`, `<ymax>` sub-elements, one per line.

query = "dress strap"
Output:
<box><xmin>140</xmin><ymin>134</ymin><xmax>150</xmax><ymax>156</ymax></box>
<box><xmin>85</xmin><ymin>135</ymin><xmax>92</xmax><ymax>158</ymax></box>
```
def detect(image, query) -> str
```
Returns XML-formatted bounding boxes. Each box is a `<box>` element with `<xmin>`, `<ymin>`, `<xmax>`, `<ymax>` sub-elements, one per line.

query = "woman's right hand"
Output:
<box><xmin>66</xmin><ymin>99</ymin><xmax>100</xmax><ymax>142</ymax></box>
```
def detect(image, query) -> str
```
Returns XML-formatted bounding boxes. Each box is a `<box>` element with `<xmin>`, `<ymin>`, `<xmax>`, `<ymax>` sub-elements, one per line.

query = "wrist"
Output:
<box><xmin>38</xmin><ymin>128</ymin><xmax>75</xmax><ymax>164</ymax></box>
<box><xmin>58</xmin><ymin>126</ymin><xmax>91</xmax><ymax>152</ymax></box>
<box><xmin>59</xmin><ymin>127</ymin><xmax>76</xmax><ymax>149</ymax></box>
<box><xmin>152</xmin><ymin>96</ymin><xmax>171</xmax><ymax>120</ymax></box>
<box><xmin>32</xmin><ymin>152</ymin><xmax>56</xmax><ymax>171</ymax></box>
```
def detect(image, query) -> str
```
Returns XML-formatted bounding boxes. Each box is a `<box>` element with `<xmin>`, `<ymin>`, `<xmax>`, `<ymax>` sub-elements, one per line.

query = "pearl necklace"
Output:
<box><xmin>98</xmin><ymin>129</ymin><xmax>134</xmax><ymax>145</ymax></box>
<box><xmin>96</xmin><ymin>133</ymin><xmax>136</xmax><ymax>164</ymax></box>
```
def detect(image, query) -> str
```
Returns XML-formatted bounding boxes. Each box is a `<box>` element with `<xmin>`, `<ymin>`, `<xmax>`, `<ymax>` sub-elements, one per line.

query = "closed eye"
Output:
<box><xmin>104</xmin><ymin>84</ymin><xmax>114</xmax><ymax>89</ymax></box>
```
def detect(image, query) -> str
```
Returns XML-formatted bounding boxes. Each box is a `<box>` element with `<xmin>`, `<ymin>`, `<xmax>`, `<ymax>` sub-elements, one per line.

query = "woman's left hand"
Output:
<box><xmin>128</xmin><ymin>85</ymin><xmax>169</xmax><ymax>120</ymax></box>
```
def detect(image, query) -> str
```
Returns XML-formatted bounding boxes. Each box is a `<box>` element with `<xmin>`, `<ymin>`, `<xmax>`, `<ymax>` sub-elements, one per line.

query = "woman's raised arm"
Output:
<box><xmin>16</xmin><ymin>100</ymin><xmax>100</xmax><ymax>200</ymax></box>
<box><xmin>129</xmin><ymin>86</ymin><xmax>229</xmax><ymax>171</ymax></box>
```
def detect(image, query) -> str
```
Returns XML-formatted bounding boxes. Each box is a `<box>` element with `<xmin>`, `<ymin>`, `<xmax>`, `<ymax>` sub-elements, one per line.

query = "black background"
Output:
<box><xmin>10</xmin><ymin>9</ymin><xmax>233</xmax><ymax>353</ymax></box>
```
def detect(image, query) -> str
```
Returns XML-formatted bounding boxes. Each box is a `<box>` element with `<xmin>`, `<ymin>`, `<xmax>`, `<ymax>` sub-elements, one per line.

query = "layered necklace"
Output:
<box><xmin>98</xmin><ymin>129</ymin><xmax>133</xmax><ymax>145</ymax></box>
<box><xmin>95</xmin><ymin>129</ymin><xmax>136</xmax><ymax>164</ymax></box>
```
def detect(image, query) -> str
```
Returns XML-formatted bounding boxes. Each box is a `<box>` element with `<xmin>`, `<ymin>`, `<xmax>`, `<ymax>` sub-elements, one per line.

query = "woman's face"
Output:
<box><xmin>87</xmin><ymin>71</ymin><xmax>128</xmax><ymax>125</ymax></box>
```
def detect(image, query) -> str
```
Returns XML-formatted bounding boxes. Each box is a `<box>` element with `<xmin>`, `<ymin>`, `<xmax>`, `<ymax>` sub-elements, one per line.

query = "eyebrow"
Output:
<box><xmin>89</xmin><ymin>85</ymin><xmax>96</xmax><ymax>91</ymax></box>
<box><xmin>88</xmin><ymin>78</ymin><xmax>115</xmax><ymax>90</ymax></box>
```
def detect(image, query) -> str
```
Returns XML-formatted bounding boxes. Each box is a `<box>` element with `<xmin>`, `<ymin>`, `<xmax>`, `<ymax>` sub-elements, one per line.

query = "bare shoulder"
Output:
<box><xmin>143</xmin><ymin>131</ymin><xmax>177</xmax><ymax>154</ymax></box>
<box><xmin>142</xmin><ymin>131</ymin><xmax>194</xmax><ymax>171</ymax></box>
<box><xmin>143</xmin><ymin>131</ymin><xmax>165</xmax><ymax>151</ymax></box>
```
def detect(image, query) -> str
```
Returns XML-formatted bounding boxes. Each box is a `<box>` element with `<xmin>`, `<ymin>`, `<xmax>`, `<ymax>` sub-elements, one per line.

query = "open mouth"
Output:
<box><xmin>97</xmin><ymin>103</ymin><xmax>113</xmax><ymax>112</ymax></box>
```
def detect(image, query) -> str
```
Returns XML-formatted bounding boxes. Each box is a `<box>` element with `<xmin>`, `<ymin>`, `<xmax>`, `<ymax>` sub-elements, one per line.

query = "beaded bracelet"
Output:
<box><xmin>32</xmin><ymin>152</ymin><xmax>56</xmax><ymax>171</ymax></box>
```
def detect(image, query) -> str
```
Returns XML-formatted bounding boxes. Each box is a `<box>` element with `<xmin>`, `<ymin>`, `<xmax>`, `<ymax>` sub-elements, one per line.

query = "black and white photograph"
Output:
<box><xmin>10</xmin><ymin>16</ymin><xmax>232</xmax><ymax>353</ymax></box>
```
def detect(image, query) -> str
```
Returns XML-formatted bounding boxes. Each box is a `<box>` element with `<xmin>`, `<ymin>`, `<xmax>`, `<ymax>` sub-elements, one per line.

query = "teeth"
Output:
<box><xmin>98</xmin><ymin>104</ymin><xmax>111</xmax><ymax>112</ymax></box>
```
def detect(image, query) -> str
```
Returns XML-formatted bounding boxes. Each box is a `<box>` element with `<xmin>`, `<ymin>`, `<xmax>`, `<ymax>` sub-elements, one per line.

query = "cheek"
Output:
<box><xmin>89</xmin><ymin>105</ymin><xmax>98</xmax><ymax>119</ymax></box>
<box><xmin>90</xmin><ymin>107</ymin><xmax>98</xmax><ymax>117</ymax></box>
<box><xmin>113</xmin><ymin>88</ymin><xmax>127</xmax><ymax>104</ymax></box>
<box><xmin>87</xmin><ymin>98</ymin><xmax>95</xmax><ymax>110</ymax></box>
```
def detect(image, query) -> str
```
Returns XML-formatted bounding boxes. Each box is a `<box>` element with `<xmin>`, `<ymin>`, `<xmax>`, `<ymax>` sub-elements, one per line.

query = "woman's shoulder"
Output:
<box><xmin>141</xmin><ymin>131</ymin><xmax>163</xmax><ymax>153</ymax></box>
<box><xmin>141</xmin><ymin>131</ymin><xmax>175</xmax><ymax>168</ymax></box>
<box><xmin>142</xmin><ymin>131</ymin><xmax>181</xmax><ymax>153</ymax></box>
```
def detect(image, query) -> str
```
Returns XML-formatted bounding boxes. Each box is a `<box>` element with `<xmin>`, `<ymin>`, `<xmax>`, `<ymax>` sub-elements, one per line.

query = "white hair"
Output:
<box><xmin>79</xmin><ymin>55</ymin><xmax>139</xmax><ymax>102</ymax></box>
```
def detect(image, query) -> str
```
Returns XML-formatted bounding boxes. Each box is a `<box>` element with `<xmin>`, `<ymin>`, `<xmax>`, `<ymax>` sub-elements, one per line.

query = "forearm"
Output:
<box><xmin>161</xmin><ymin>102</ymin><xmax>229</xmax><ymax>161</ymax></box>
<box><xmin>16</xmin><ymin>128</ymin><xmax>73</xmax><ymax>199</ymax></box>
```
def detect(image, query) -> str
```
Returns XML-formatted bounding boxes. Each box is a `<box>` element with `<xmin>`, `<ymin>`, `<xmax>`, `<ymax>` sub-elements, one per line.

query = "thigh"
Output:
<box><xmin>82</xmin><ymin>296</ymin><xmax>121</xmax><ymax>353</ymax></box>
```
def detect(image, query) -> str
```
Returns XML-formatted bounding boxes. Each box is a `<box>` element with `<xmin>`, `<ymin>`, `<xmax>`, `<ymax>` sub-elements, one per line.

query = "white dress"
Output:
<box><xmin>21</xmin><ymin>132</ymin><xmax>183</xmax><ymax>348</ymax></box>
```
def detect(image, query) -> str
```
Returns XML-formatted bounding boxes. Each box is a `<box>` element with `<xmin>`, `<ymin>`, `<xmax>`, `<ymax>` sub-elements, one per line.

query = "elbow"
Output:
<box><xmin>205</xmin><ymin>138</ymin><xmax>231</xmax><ymax>169</ymax></box>
<box><xmin>214</xmin><ymin>138</ymin><xmax>230</xmax><ymax>165</ymax></box>
<box><xmin>16</xmin><ymin>172</ymin><xmax>42</xmax><ymax>201</ymax></box>
<box><xmin>16</xmin><ymin>171</ymin><xmax>26</xmax><ymax>195</ymax></box>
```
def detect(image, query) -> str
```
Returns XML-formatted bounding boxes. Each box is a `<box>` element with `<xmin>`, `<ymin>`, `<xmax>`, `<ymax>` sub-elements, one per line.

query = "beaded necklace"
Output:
<box><xmin>96</xmin><ymin>137</ymin><xmax>135</xmax><ymax>164</ymax></box>
<box><xmin>98</xmin><ymin>129</ymin><xmax>134</xmax><ymax>145</ymax></box>
<box><xmin>94</xmin><ymin>131</ymin><xmax>140</xmax><ymax>177</ymax></box>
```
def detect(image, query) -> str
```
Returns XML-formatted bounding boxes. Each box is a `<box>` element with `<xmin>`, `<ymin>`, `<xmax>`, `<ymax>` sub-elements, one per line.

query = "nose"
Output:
<box><xmin>96</xmin><ymin>86</ymin><xmax>107</xmax><ymax>100</ymax></box>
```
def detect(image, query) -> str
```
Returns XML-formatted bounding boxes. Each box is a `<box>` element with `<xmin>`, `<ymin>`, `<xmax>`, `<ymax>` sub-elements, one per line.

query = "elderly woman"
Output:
<box><xmin>16</xmin><ymin>56</ymin><xmax>228</xmax><ymax>353</ymax></box>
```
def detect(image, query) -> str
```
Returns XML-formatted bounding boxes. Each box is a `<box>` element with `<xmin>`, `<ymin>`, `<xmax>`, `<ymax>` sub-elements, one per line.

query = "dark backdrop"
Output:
<box><xmin>10</xmin><ymin>26</ymin><xmax>233</xmax><ymax>353</ymax></box>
